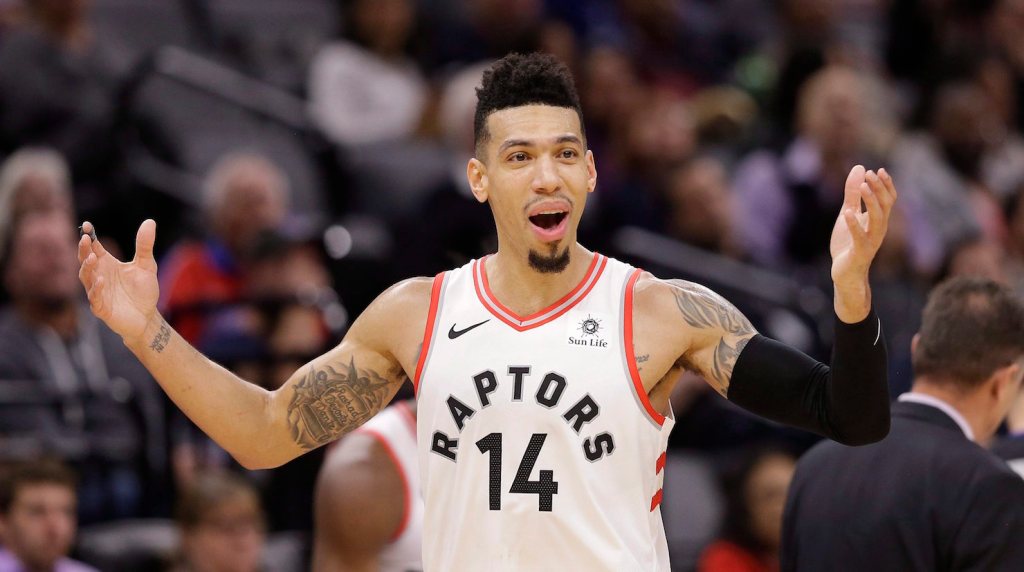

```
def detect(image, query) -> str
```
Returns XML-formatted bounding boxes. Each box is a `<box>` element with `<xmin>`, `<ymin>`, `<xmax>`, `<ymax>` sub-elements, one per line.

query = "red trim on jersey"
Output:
<box><xmin>623</xmin><ymin>268</ymin><xmax>666</xmax><ymax>426</ymax></box>
<box><xmin>655</xmin><ymin>452</ymin><xmax>666</xmax><ymax>474</ymax></box>
<box><xmin>414</xmin><ymin>272</ymin><xmax>445</xmax><ymax>395</ymax></box>
<box><xmin>395</xmin><ymin>401</ymin><xmax>417</xmax><ymax>438</ymax></box>
<box><xmin>472</xmin><ymin>253</ymin><xmax>607</xmax><ymax>332</ymax></box>
<box><xmin>650</xmin><ymin>489</ymin><xmax>664</xmax><ymax>512</ymax></box>
<box><xmin>359</xmin><ymin>428</ymin><xmax>412</xmax><ymax>543</ymax></box>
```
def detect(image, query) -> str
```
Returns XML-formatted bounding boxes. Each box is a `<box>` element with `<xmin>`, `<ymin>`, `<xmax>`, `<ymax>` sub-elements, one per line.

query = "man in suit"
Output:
<box><xmin>782</xmin><ymin>276</ymin><xmax>1024</xmax><ymax>571</ymax></box>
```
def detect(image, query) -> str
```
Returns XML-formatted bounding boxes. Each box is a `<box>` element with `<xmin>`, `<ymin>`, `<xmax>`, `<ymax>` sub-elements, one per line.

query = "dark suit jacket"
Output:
<box><xmin>992</xmin><ymin>434</ymin><xmax>1024</xmax><ymax>477</ymax></box>
<box><xmin>782</xmin><ymin>400</ymin><xmax>1024</xmax><ymax>572</ymax></box>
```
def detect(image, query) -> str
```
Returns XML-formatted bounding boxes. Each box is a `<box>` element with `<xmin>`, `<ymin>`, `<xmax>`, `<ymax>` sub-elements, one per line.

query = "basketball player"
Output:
<box><xmin>76</xmin><ymin>53</ymin><xmax>894</xmax><ymax>570</ymax></box>
<box><xmin>312</xmin><ymin>400</ymin><xmax>421</xmax><ymax>572</ymax></box>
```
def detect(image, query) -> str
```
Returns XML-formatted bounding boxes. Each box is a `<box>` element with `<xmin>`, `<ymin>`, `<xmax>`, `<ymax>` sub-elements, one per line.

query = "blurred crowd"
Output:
<box><xmin>1</xmin><ymin>0</ymin><xmax>1024</xmax><ymax>570</ymax></box>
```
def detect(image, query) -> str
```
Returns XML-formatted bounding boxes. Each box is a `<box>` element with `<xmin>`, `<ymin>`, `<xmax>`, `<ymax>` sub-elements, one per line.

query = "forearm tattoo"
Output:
<box><xmin>149</xmin><ymin>320</ymin><xmax>172</xmax><ymax>352</ymax></box>
<box><xmin>668</xmin><ymin>280</ymin><xmax>754</xmax><ymax>392</ymax></box>
<box><xmin>286</xmin><ymin>358</ymin><xmax>391</xmax><ymax>449</ymax></box>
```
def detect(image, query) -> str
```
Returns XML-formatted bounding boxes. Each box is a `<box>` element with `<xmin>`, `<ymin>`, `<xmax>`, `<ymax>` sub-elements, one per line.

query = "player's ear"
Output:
<box><xmin>468</xmin><ymin>158</ymin><xmax>489</xmax><ymax>203</ymax></box>
<box><xmin>586</xmin><ymin>150</ymin><xmax>597</xmax><ymax>194</ymax></box>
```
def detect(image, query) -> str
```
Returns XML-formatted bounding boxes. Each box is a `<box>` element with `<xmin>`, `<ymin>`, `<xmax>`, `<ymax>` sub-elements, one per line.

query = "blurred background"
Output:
<box><xmin>0</xmin><ymin>0</ymin><xmax>1022</xmax><ymax>570</ymax></box>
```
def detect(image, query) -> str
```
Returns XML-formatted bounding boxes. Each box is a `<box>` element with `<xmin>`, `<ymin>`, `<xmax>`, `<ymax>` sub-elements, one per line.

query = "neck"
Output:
<box><xmin>485</xmin><ymin>242</ymin><xmax>593</xmax><ymax>316</ymax></box>
<box><xmin>911</xmin><ymin>378</ymin><xmax>992</xmax><ymax>443</ymax></box>
<box><xmin>15</xmin><ymin>299</ymin><xmax>78</xmax><ymax>339</ymax></box>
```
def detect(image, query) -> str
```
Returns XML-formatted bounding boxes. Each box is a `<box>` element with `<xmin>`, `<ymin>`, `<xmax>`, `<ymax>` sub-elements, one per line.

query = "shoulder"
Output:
<box><xmin>364</xmin><ymin>276</ymin><xmax>435</xmax><ymax>320</ymax></box>
<box><xmin>632</xmin><ymin>273</ymin><xmax>747</xmax><ymax>336</ymax></box>
<box><xmin>316</xmin><ymin>429</ymin><xmax>405</xmax><ymax>546</ymax></box>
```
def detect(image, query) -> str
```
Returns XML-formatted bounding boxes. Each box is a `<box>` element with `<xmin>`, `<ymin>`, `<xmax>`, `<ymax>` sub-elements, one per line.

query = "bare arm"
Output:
<box><xmin>312</xmin><ymin>432</ymin><xmax>406</xmax><ymax>572</ymax></box>
<box><xmin>665</xmin><ymin>279</ymin><xmax>757</xmax><ymax>396</ymax></box>
<box><xmin>77</xmin><ymin>220</ymin><xmax>428</xmax><ymax>469</ymax></box>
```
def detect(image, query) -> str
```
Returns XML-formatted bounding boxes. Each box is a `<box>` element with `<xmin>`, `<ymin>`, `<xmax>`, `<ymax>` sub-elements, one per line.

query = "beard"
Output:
<box><xmin>528</xmin><ymin>245</ymin><xmax>570</xmax><ymax>274</ymax></box>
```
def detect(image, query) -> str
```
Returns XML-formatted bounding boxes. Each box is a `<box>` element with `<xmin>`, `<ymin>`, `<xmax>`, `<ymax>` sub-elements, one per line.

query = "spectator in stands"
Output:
<box><xmin>0</xmin><ymin>211</ymin><xmax>163</xmax><ymax>523</ymax></box>
<box><xmin>941</xmin><ymin>235</ymin><xmax>1010</xmax><ymax>284</ymax></box>
<box><xmin>891</xmin><ymin>81</ymin><xmax>1024</xmax><ymax>269</ymax></box>
<box><xmin>171</xmin><ymin>473</ymin><xmax>266</xmax><ymax>572</ymax></box>
<box><xmin>308</xmin><ymin>0</ymin><xmax>427</xmax><ymax>146</ymax></box>
<box><xmin>0</xmin><ymin>0</ymin><xmax>119</xmax><ymax>212</ymax></box>
<box><xmin>735</xmin><ymin>65</ymin><xmax>880</xmax><ymax>270</ymax></box>
<box><xmin>663</xmin><ymin>155</ymin><xmax>743</xmax><ymax>260</ymax></box>
<box><xmin>699</xmin><ymin>446</ymin><xmax>796</xmax><ymax>572</ymax></box>
<box><xmin>158</xmin><ymin>152</ymin><xmax>290</xmax><ymax>344</ymax></box>
<box><xmin>393</xmin><ymin>62</ymin><xmax>496</xmax><ymax>276</ymax></box>
<box><xmin>991</xmin><ymin>0</ymin><xmax>1024</xmax><ymax>134</ymax></box>
<box><xmin>0</xmin><ymin>460</ymin><xmax>97</xmax><ymax>572</ymax></box>
<box><xmin>782</xmin><ymin>276</ymin><xmax>1024</xmax><ymax>570</ymax></box>
<box><xmin>0</xmin><ymin>147</ymin><xmax>73</xmax><ymax>263</ymax></box>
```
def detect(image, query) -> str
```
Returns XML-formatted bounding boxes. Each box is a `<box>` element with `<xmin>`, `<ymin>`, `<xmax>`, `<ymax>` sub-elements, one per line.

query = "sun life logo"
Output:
<box><xmin>579</xmin><ymin>315</ymin><xmax>601</xmax><ymax>337</ymax></box>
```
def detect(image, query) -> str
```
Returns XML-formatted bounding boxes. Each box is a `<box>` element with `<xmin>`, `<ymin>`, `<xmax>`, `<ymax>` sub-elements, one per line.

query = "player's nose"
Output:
<box><xmin>531</xmin><ymin>156</ymin><xmax>561</xmax><ymax>194</ymax></box>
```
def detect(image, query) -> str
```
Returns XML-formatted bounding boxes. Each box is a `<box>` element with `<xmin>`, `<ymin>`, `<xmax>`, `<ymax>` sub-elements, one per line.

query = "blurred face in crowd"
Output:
<box><xmin>797</xmin><ymin>67</ymin><xmax>864</xmax><ymax>161</ymax></box>
<box><xmin>0</xmin><ymin>483</ymin><xmax>77</xmax><ymax>570</ymax></box>
<box><xmin>26</xmin><ymin>0</ymin><xmax>89</xmax><ymax>29</ymax></box>
<box><xmin>946</xmin><ymin>239</ymin><xmax>1008</xmax><ymax>284</ymax></box>
<box><xmin>3</xmin><ymin>212</ymin><xmax>79</xmax><ymax>310</ymax></box>
<box><xmin>350</xmin><ymin>0</ymin><xmax>413</xmax><ymax>56</ymax></box>
<box><xmin>745</xmin><ymin>453</ymin><xmax>796</xmax><ymax>552</ymax></box>
<box><xmin>666</xmin><ymin>157</ymin><xmax>734</xmax><ymax>253</ymax></box>
<box><xmin>624</xmin><ymin>92</ymin><xmax>696</xmax><ymax>172</ymax></box>
<box><xmin>581</xmin><ymin>47</ymin><xmax>644</xmax><ymax>132</ymax></box>
<box><xmin>182</xmin><ymin>492</ymin><xmax>266</xmax><ymax>572</ymax></box>
<box><xmin>994</xmin><ymin>0</ymin><xmax>1024</xmax><ymax>70</ymax></box>
<box><xmin>10</xmin><ymin>172</ymin><xmax>72</xmax><ymax>222</ymax></box>
<box><xmin>469</xmin><ymin>104</ymin><xmax>596</xmax><ymax>273</ymax></box>
<box><xmin>207</xmin><ymin>157</ymin><xmax>288</xmax><ymax>259</ymax></box>
<box><xmin>932</xmin><ymin>85</ymin><xmax>997</xmax><ymax>179</ymax></box>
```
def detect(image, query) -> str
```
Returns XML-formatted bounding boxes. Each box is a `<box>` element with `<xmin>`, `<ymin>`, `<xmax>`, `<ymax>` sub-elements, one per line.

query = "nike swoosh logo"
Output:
<box><xmin>448</xmin><ymin>319</ymin><xmax>490</xmax><ymax>340</ymax></box>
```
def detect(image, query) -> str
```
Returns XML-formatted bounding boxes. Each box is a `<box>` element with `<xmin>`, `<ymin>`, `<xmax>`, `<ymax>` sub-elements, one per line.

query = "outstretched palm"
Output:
<box><xmin>77</xmin><ymin>220</ymin><xmax>160</xmax><ymax>344</ymax></box>
<box><xmin>829</xmin><ymin>165</ymin><xmax>897</xmax><ymax>286</ymax></box>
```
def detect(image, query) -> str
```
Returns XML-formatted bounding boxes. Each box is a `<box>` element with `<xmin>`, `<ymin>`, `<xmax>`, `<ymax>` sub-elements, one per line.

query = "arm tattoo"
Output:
<box><xmin>286</xmin><ymin>357</ymin><xmax>391</xmax><ymax>449</ymax></box>
<box><xmin>149</xmin><ymin>320</ymin><xmax>172</xmax><ymax>352</ymax></box>
<box><xmin>635</xmin><ymin>354</ymin><xmax>649</xmax><ymax>372</ymax></box>
<box><xmin>669</xmin><ymin>280</ymin><xmax>754</xmax><ymax>391</ymax></box>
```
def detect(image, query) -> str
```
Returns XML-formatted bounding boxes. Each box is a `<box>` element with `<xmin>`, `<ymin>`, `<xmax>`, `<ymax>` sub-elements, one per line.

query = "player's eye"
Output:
<box><xmin>508</xmin><ymin>152</ymin><xmax>529</xmax><ymax>162</ymax></box>
<box><xmin>559</xmin><ymin>149</ymin><xmax>578</xmax><ymax>159</ymax></box>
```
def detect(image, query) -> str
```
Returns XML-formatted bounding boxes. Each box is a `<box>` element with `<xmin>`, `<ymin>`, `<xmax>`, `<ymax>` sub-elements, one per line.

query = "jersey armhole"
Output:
<box><xmin>622</xmin><ymin>268</ymin><xmax>667</xmax><ymax>427</ymax></box>
<box><xmin>414</xmin><ymin>271</ymin><xmax>446</xmax><ymax>395</ymax></box>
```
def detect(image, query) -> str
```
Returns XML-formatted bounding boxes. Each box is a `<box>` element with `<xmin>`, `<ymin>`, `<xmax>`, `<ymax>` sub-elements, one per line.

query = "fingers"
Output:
<box><xmin>78</xmin><ymin>234</ymin><xmax>91</xmax><ymax>264</ymax></box>
<box><xmin>87</xmin><ymin>275</ymin><xmax>105</xmax><ymax>315</ymax></box>
<box><xmin>860</xmin><ymin>181</ymin><xmax>884</xmax><ymax>227</ymax></box>
<box><xmin>133</xmin><ymin>219</ymin><xmax>157</xmax><ymax>266</ymax></box>
<box><xmin>78</xmin><ymin>252</ymin><xmax>97</xmax><ymax>287</ymax></box>
<box><xmin>843</xmin><ymin>208</ymin><xmax>869</xmax><ymax>243</ymax></box>
<box><xmin>843</xmin><ymin>165</ymin><xmax>867</xmax><ymax>210</ymax></box>
<box><xmin>878</xmin><ymin>168</ymin><xmax>898</xmax><ymax>203</ymax></box>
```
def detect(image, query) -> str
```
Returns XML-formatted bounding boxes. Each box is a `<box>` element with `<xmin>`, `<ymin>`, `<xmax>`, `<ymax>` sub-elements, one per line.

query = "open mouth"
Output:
<box><xmin>528</xmin><ymin>211</ymin><xmax>568</xmax><ymax>230</ymax></box>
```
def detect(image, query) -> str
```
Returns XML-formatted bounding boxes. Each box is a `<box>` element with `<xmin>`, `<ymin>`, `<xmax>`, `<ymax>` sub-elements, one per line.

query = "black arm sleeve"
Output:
<box><xmin>726</xmin><ymin>310</ymin><xmax>890</xmax><ymax>446</ymax></box>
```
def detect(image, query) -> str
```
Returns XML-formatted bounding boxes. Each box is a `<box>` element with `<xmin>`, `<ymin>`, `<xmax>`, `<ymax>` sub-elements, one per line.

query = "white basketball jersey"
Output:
<box><xmin>415</xmin><ymin>253</ymin><xmax>675</xmax><ymax>571</ymax></box>
<box><xmin>353</xmin><ymin>401</ymin><xmax>424</xmax><ymax>572</ymax></box>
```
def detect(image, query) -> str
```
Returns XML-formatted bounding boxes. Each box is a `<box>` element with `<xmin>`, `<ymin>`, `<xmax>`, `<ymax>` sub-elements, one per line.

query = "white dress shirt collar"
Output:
<box><xmin>898</xmin><ymin>392</ymin><xmax>975</xmax><ymax>442</ymax></box>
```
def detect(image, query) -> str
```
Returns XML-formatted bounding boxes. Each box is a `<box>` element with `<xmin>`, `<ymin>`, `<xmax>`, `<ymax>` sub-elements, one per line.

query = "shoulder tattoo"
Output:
<box><xmin>667</xmin><ymin>280</ymin><xmax>755</xmax><ymax>393</ymax></box>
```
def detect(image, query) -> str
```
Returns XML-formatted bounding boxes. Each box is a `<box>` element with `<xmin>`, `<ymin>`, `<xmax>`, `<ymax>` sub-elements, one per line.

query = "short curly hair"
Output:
<box><xmin>474</xmin><ymin>53</ymin><xmax>585</xmax><ymax>157</ymax></box>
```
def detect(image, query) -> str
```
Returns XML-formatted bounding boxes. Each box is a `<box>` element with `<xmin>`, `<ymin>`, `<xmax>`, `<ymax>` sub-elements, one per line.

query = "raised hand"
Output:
<box><xmin>829</xmin><ymin>165</ymin><xmax>898</xmax><ymax>321</ymax></box>
<box><xmin>78</xmin><ymin>219</ymin><xmax>161</xmax><ymax>345</ymax></box>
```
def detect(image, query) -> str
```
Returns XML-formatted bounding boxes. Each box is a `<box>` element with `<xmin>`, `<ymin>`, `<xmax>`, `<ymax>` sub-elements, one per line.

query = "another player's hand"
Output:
<box><xmin>830</xmin><ymin>165</ymin><xmax>897</xmax><ymax>284</ymax></box>
<box><xmin>78</xmin><ymin>219</ymin><xmax>160</xmax><ymax>345</ymax></box>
